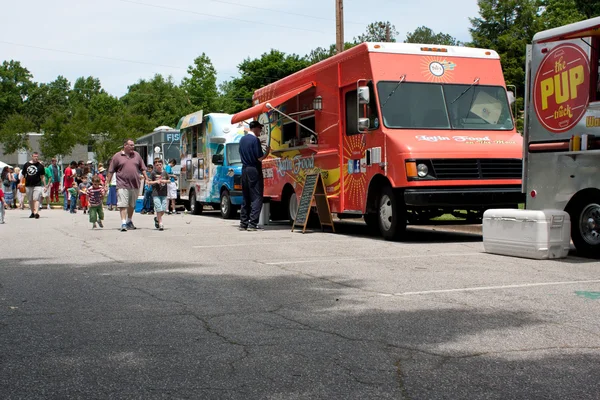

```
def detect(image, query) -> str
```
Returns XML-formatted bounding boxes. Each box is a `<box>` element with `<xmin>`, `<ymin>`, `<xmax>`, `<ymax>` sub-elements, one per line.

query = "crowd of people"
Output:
<box><xmin>0</xmin><ymin>140</ymin><xmax>179</xmax><ymax>230</ymax></box>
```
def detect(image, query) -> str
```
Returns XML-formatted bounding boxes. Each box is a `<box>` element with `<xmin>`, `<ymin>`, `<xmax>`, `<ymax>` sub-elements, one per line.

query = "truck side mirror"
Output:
<box><xmin>507</xmin><ymin>91</ymin><xmax>516</xmax><ymax>105</ymax></box>
<box><xmin>212</xmin><ymin>154</ymin><xmax>224</xmax><ymax>165</ymax></box>
<box><xmin>358</xmin><ymin>86</ymin><xmax>370</xmax><ymax>105</ymax></box>
<box><xmin>358</xmin><ymin>118</ymin><xmax>370</xmax><ymax>131</ymax></box>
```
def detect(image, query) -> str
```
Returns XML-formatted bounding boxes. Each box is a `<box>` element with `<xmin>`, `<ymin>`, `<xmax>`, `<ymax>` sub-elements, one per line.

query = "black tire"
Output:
<box><xmin>364</xmin><ymin>213</ymin><xmax>378</xmax><ymax>233</ymax></box>
<box><xmin>220</xmin><ymin>190</ymin><xmax>237</xmax><ymax>219</ymax></box>
<box><xmin>282</xmin><ymin>188</ymin><xmax>298</xmax><ymax>224</ymax></box>
<box><xmin>567</xmin><ymin>196</ymin><xmax>600</xmax><ymax>258</ymax></box>
<box><xmin>377</xmin><ymin>186</ymin><xmax>406</xmax><ymax>240</ymax></box>
<box><xmin>189</xmin><ymin>191</ymin><xmax>202</xmax><ymax>215</ymax></box>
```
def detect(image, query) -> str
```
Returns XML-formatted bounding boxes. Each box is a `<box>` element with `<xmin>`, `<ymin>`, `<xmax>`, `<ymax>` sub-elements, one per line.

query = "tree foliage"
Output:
<box><xmin>0</xmin><ymin>113</ymin><xmax>35</xmax><ymax>154</ymax></box>
<box><xmin>0</xmin><ymin>60</ymin><xmax>33</xmax><ymax>126</ymax></box>
<box><xmin>181</xmin><ymin>53</ymin><xmax>218</xmax><ymax>113</ymax></box>
<box><xmin>354</xmin><ymin>21</ymin><xmax>398</xmax><ymax>43</ymax></box>
<box><xmin>405</xmin><ymin>26</ymin><xmax>460</xmax><ymax>45</ymax></box>
<box><xmin>469</xmin><ymin>0</ymin><xmax>542</xmax><ymax>97</ymax></box>
<box><xmin>226</xmin><ymin>50</ymin><xmax>310</xmax><ymax>112</ymax></box>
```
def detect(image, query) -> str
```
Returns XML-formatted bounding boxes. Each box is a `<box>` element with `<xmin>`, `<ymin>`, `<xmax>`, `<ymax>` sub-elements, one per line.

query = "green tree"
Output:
<box><xmin>87</xmin><ymin>93</ymin><xmax>131</xmax><ymax>163</ymax></box>
<box><xmin>0</xmin><ymin>113</ymin><xmax>35</xmax><ymax>154</ymax></box>
<box><xmin>469</xmin><ymin>0</ymin><xmax>541</xmax><ymax>97</ymax></box>
<box><xmin>354</xmin><ymin>21</ymin><xmax>398</xmax><ymax>43</ymax></box>
<box><xmin>121</xmin><ymin>74</ymin><xmax>192</xmax><ymax>130</ymax></box>
<box><xmin>214</xmin><ymin>80</ymin><xmax>238</xmax><ymax>114</ymax></box>
<box><xmin>23</xmin><ymin>76</ymin><xmax>72</xmax><ymax>130</ymax></box>
<box><xmin>0</xmin><ymin>60</ymin><xmax>34</xmax><ymax>126</ymax></box>
<box><xmin>540</xmin><ymin>0</ymin><xmax>585</xmax><ymax>29</ymax></box>
<box><xmin>181</xmin><ymin>53</ymin><xmax>219</xmax><ymax>113</ymax></box>
<box><xmin>228</xmin><ymin>50</ymin><xmax>310</xmax><ymax>112</ymax></box>
<box><xmin>574</xmin><ymin>0</ymin><xmax>600</xmax><ymax>18</ymax></box>
<box><xmin>304</xmin><ymin>42</ymin><xmax>356</xmax><ymax>64</ymax></box>
<box><xmin>39</xmin><ymin>110</ymin><xmax>83</xmax><ymax>159</ymax></box>
<box><xmin>405</xmin><ymin>26</ymin><xmax>460</xmax><ymax>45</ymax></box>
<box><xmin>70</xmin><ymin>76</ymin><xmax>104</xmax><ymax>109</ymax></box>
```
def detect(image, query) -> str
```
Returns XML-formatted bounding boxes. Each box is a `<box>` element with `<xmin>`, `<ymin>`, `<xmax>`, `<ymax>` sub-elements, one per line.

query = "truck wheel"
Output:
<box><xmin>378</xmin><ymin>186</ymin><xmax>406</xmax><ymax>240</ymax></box>
<box><xmin>189</xmin><ymin>191</ymin><xmax>202</xmax><ymax>215</ymax></box>
<box><xmin>220</xmin><ymin>190</ymin><xmax>237</xmax><ymax>219</ymax></box>
<box><xmin>281</xmin><ymin>188</ymin><xmax>298</xmax><ymax>223</ymax></box>
<box><xmin>567</xmin><ymin>196</ymin><xmax>600</xmax><ymax>258</ymax></box>
<box><xmin>364</xmin><ymin>213</ymin><xmax>378</xmax><ymax>233</ymax></box>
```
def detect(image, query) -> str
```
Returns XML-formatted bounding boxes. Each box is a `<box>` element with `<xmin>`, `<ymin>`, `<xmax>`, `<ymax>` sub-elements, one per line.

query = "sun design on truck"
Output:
<box><xmin>343</xmin><ymin>134</ymin><xmax>367</xmax><ymax>206</ymax></box>
<box><xmin>421</xmin><ymin>56</ymin><xmax>456</xmax><ymax>83</ymax></box>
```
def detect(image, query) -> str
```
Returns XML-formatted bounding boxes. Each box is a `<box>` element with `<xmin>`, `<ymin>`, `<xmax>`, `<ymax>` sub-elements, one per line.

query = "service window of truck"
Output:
<box><xmin>231</xmin><ymin>43</ymin><xmax>523</xmax><ymax>240</ymax></box>
<box><xmin>524</xmin><ymin>17</ymin><xmax>600</xmax><ymax>257</ymax></box>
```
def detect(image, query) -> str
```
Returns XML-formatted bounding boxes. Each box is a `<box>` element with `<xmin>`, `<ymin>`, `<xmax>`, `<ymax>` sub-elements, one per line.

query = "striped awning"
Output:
<box><xmin>176</xmin><ymin>110</ymin><xmax>204</xmax><ymax>130</ymax></box>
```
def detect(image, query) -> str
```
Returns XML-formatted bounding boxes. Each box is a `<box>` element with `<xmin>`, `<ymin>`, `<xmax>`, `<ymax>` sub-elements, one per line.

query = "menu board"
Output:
<box><xmin>292</xmin><ymin>173</ymin><xmax>334</xmax><ymax>233</ymax></box>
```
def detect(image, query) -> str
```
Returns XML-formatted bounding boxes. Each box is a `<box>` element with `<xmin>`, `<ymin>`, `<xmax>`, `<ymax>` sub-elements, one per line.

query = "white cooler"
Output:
<box><xmin>483</xmin><ymin>209</ymin><xmax>571</xmax><ymax>260</ymax></box>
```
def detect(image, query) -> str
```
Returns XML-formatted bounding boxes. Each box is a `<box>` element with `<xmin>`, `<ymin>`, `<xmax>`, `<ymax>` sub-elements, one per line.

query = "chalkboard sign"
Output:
<box><xmin>292</xmin><ymin>173</ymin><xmax>335</xmax><ymax>233</ymax></box>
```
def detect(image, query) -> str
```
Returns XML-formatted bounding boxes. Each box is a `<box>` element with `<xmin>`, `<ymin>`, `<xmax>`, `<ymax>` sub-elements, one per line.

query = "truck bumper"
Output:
<box><xmin>403</xmin><ymin>186</ymin><xmax>524</xmax><ymax>208</ymax></box>
<box><xmin>231</xmin><ymin>191</ymin><xmax>243</xmax><ymax>205</ymax></box>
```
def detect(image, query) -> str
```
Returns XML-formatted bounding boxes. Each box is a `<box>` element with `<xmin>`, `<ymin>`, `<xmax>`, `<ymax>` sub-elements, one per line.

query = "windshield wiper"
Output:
<box><xmin>381</xmin><ymin>75</ymin><xmax>406</xmax><ymax>109</ymax></box>
<box><xmin>450</xmin><ymin>77</ymin><xmax>480</xmax><ymax>104</ymax></box>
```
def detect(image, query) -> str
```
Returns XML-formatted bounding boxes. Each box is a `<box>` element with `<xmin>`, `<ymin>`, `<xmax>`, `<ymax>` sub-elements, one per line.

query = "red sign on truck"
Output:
<box><xmin>533</xmin><ymin>43</ymin><xmax>589</xmax><ymax>133</ymax></box>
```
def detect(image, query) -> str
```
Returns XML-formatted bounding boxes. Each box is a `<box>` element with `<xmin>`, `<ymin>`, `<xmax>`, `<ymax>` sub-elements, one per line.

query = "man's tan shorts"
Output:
<box><xmin>117</xmin><ymin>188</ymin><xmax>139</xmax><ymax>208</ymax></box>
<box><xmin>26</xmin><ymin>186</ymin><xmax>43</xmax><ymax>204</ymax></box>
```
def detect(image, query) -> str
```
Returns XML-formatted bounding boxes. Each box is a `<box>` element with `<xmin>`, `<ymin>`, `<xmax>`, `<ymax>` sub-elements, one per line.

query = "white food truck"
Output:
<box><xmin>524</xmin><ymin>16</ymin><xmax>600</xmax><ymax>257</ymax></box>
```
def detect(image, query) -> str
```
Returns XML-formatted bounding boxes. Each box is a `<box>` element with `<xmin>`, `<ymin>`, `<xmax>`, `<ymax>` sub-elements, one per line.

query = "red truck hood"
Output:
<box><xmin>385</xmin><ymin>130</ymin><xmax>523</xmax><ymax>159</ymax></box>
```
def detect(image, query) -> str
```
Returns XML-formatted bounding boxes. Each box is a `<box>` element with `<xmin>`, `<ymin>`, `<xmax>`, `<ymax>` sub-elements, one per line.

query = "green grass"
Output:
<box><xmin>430</xmin><ymin>204</ymin><xmax>525</xmax><ymax>222</ymax></box>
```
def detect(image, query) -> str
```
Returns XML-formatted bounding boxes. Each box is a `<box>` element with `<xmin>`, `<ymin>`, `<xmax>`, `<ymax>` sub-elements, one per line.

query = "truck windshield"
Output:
<box><xmin>226</xmin><ymin>143</ymin><xmax>242</xmax><ymax>165</ymax></box>
<box><xmin>377</xmin><ymin>82</ymin><xmax>514</xmax><ymax>131</ymax></box>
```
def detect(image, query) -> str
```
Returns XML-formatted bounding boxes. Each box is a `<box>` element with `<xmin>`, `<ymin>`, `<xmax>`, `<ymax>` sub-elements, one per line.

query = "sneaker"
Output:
<box><xmin>159</xmin><ymin>224</ymin><xmax>164</xmax><ymax>231</ymax></box>
<box><xmin>29</xmin><ymin>213</ymin><xmax>35</xmax><ymax>218</ymax></box>
<box><xmin>247</xmin><ymin>226</ymin><xmax>257</xmax><ymax>232</ymax></box>
<box><xmin>92</xmin><ymin>223</ymin><xmax>97</xmax><ymax>229</ymax></box>
<box><xmin>120</xmin><ymin>224</ymin><xmax>127</xmax><ymax>232</ymax></box>
<box><xmin>98</xmin><ymin>220</ymin><xmax>104</xmax><ymax>228</ymax></box>
<box><xmin>47</xmin><ymin>205</ymin><xmax>51</xmax><ymax>210</ymax></box>
<box><xmin>154</xmin><ymin>217</ymin><xmax>159</xmax><ymax>229</ymax></box>
<box><xmin>148</xmin><ymin>211</ymin><xmax>154</xmax><ymax>215</ymax></box>
<box><xmin>83</xmin><ymin>210</ymin><xmax>87</xmax><ymax>214</ymax></box>
<box><xmin>126</xmin><ymin>221</ymin><xmax>137</xmax><ymax>230</ymax></box>
<box><xmin>238</xmin><ymin>225</ymin><xmax>247</xmax><ymax>231</ymax></box>
<box><xmin>34</xmin><ymin>214</ymin><xmax>40</xmax><ymax>219</ymax></box>
<box><xmin>140</xmin><ymin>210</ymin><xmax>147</xmax><ymax>215</ymax></box>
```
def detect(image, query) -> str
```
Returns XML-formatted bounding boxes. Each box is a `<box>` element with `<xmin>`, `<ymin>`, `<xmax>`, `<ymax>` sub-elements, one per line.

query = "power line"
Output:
<box><xmin>117</xmin><ymin>0</ymin><xmax>327</xmax><ymax>34</ymax></box>
<box><xmin>0</xmin><ymin>40</ymin><xmax>186</xmax><ymax>70</ymax></box>
<box><xmin>203</xmin><ymin>0</ymin><xmax>366</xmax><ymax>25</ymax></box>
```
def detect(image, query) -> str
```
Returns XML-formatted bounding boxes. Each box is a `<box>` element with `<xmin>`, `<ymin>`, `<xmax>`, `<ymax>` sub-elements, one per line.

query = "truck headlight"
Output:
<box><xmin>417</xmin><ymin>163</ymin><xmax>429</xmax><ymax>178</ymax></box>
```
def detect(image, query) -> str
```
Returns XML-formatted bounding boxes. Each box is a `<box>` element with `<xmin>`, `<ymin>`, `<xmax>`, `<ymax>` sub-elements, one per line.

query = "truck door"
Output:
<box><xmin>341</xmin><ymin>84</ymin><xmax>370</xmax><ymax>213</ymax></box>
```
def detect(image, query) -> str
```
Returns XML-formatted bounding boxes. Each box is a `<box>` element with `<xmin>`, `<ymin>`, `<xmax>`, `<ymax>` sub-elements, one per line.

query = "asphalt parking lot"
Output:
<box><xmin>1</xmin><ymin>208</ymin><xmax>599</xmax><ymax>399</ymax></box>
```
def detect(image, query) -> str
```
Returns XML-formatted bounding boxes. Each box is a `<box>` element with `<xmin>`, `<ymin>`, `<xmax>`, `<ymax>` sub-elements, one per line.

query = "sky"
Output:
<box><xmin>1</xmin><ymin>0</ymin><xmax>480</xmax><ymax>98</ymax></box>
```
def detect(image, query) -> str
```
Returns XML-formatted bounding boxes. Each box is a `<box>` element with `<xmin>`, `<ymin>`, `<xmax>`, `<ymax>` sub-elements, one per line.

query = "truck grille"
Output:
<box><xmin>430</xmin><ymin>159</ymin><xmax>522</xmax><ymax>180</ymax></box>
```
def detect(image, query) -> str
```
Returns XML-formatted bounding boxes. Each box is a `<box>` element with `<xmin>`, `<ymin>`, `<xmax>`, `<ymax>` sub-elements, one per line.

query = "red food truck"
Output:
<box><xmin>231</xmin><ymin>42</ymin><xmax>523</xmax><ymax>239</ymax></box>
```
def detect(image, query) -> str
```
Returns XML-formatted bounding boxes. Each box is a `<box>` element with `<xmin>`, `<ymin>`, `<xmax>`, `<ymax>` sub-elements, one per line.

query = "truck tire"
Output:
<box><xmin>189</xmin><ymin>191</ymin><xmax>202</xmax><ymax>215</ymax></box>
<box><xmin>220</xmin><ymin>190</ymin><xmax>237</xmax><ymax>219</ymax></box>
<box><xmin>567</xmin><ymin>196</ymin><xmax>600</xmax><ymax>258</ymax></box>
<box><xmin>378</xmin><ymin>186</ymin><xmax>407</xmax><ymax>241</ymax></box>
<box><xmin>281</xmin><ymin>188</ymin><xmax>298</xmax><ymax>224</ymax></box>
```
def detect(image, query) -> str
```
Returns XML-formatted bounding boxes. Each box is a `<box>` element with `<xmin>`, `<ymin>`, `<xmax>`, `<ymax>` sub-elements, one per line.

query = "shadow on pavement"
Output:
<box><xmin>1</xmin><ymin>258</ymin><xmax>597</xmax><ymax>399</ymax></box>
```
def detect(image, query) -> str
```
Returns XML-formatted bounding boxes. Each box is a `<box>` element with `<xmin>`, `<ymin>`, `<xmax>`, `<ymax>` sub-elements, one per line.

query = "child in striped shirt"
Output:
<box><xmin>87</xmin><ymin>176</ymin><xmax>106</xmax><ymax>229</ymax></box>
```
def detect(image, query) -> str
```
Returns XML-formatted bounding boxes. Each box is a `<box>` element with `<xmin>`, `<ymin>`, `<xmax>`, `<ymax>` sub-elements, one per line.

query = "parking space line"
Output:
<box><xmin>193</xmin><ymin>239</ymin><xmax>352</xmax><ymax>249</ymax></box>
<box><xmin>264</xmin><ymin>252</ymin><xmax>481</xmax><ymax>265</ymax></box>
<box><xmin>393</xmin><ymin>279</ymin><xmax>600</xmax><ymax>296</ymax></box>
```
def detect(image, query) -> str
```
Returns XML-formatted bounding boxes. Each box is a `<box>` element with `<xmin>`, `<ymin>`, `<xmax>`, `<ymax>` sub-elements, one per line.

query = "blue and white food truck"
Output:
<box><xmin>177</xmin><ymin>111</ymin><xmax>248</xmax><ymax>218</ymax></box>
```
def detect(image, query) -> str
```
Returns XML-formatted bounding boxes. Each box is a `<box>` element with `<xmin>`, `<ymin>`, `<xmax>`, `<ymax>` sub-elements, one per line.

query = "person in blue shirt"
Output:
<box><xmin>238</xmin><ymin>121</ymin><xmax>270</xmax><ymax>231</ymax></box>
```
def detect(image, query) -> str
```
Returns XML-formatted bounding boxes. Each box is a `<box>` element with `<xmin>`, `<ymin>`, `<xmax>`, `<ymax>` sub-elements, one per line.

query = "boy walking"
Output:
<box><xmin>79</xmin><ymin>175</ymin><xmax>91</xmax><ymax>214</ymax></box>
<box><xmin>148</xmin><ymin>158</ymin><xmax>169</xmax><ymax>231</ymax></box>
<box><xmin>67</xmin><ymin>182</ymin><xmax>78</xmax><ymax>213</ymax></box>
<box><xmin>87</xmin><ymin>176</ymin><xmax>106</xmax><ymax>229</ymax></box>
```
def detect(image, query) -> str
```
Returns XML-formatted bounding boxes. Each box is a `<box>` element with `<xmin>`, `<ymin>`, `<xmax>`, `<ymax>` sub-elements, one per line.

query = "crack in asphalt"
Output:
<box><xmin>395</xmin><ymin>359</ymin><xmax>412</xmax><ymax>400</ymax></box>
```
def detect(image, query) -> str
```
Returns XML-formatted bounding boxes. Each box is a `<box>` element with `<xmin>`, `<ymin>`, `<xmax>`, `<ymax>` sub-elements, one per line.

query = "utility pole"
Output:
<box><xmin>336</xmin><ymin>0</ymin><xmax>344</xmax><ymax>53</ymax></box>
<box><xmin>385</xmin><ymin>24</ymin><xmax>390</xmax><ymax>42</ymax></box>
